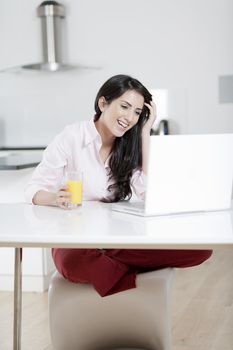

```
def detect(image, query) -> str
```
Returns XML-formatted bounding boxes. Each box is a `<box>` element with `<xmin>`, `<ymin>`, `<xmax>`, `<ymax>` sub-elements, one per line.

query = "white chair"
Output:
<box><xmin>48</xmin><ymin>268</ymin><xmax>175</xmax><ymax>350</ymax></box>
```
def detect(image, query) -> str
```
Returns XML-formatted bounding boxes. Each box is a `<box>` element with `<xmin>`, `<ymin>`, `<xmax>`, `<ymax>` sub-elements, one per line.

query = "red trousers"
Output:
<box><xmin>52</xmin><ymin>248</ymin><xmax>212</xmax><ymax>297</ymax></box>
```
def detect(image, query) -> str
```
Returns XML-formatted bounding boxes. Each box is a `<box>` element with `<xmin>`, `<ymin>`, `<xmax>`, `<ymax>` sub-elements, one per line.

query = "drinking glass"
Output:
<box><xmin>65</xmin><ymin>171</ymin><xmax>83</xmax><ymax>209</ymax></box>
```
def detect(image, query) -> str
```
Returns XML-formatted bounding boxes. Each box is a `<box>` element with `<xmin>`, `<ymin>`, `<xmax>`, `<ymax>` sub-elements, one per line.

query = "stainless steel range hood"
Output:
<box><xmin>23</xmin><ymin>1</ymin><xmax>67</xmax><ymax>72</ymax></box>
<box><xmin>1</xmin><ymin>1</ymin><xmax>98</xmax><ymax>73</ymax></box>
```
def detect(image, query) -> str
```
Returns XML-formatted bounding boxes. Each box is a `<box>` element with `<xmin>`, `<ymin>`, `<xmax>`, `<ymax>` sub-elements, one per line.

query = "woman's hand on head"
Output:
<box><xmin>141</xmin><ymin>101</ymin><xmax>156</xmax><ymax>174</ymax></box>
<box><xmin>55</xmin><ymin>185</ymin><xmax>71</xmax><ymax>210</ymax></box>
<box><xmin>142</xmin><ymin>101</ymin><xmax>157</xmax><ymax>134</ymax></box>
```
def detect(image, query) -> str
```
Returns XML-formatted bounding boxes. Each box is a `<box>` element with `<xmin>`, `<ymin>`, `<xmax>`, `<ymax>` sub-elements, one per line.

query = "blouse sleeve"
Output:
<box><xmin>130</xmin><ymin>169</ymin><xmax>147</xmax><ymax>201</ymax></box>
<box><xmin>24</xmin><ymin>127</ymin><xmax>70</xmax><ymax>204</ymax></box>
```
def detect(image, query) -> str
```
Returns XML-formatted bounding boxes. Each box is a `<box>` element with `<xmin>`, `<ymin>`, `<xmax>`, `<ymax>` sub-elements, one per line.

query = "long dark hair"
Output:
<box><xmin>94</xmin><ymin>74</ymin><xmax>152</xmax><ymax>202</ymax></box>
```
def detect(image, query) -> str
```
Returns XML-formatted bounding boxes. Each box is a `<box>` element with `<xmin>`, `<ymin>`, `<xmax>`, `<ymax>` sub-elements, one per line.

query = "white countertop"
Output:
<box><xmin>0</xmin><ymin>201</ymin><xmax>232</xmax><ymax>249</ymax></box>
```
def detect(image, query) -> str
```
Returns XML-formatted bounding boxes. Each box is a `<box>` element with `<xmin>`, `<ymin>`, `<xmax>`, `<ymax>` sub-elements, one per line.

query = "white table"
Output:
<box><xmin>1</xmin><ymin>201</ymin><xmax>233</xmax><ymax>350</ymax></box>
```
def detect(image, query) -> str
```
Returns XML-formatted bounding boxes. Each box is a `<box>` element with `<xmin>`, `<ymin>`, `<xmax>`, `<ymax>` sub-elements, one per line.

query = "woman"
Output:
<box><xmin>25</xmin><ymin>74</ymin><xmax>212</xmax><ymax>297</ymax></box>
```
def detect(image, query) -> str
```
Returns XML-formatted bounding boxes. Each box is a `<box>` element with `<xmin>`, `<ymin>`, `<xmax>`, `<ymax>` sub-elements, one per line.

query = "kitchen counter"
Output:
<box><xmin>0</xmin><ymin>149</ymin><xmax>43</xmax><ymax>170</ymax></box>
<box><xmin>0</xmin><ymin>150</ymin><xmax>52</xmax><ymax>296</ymax></box>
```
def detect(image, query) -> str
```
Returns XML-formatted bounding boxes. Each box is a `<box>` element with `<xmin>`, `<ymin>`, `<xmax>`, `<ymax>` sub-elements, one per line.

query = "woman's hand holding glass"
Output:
<box><xmin>55</xmin><ymin>185</ymin><xmax>71</xmax><ymax>210</ymax></box>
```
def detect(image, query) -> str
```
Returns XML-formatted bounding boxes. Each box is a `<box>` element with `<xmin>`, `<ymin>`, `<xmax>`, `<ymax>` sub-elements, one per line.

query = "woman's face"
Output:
<box><xmin>98</xmin><ymin>90</ymin><xmax>144</xmax><ymax>138</ymax></box>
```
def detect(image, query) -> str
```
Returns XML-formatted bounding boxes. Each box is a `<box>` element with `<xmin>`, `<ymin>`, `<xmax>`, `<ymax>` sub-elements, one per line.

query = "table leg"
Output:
<box><xmin>13</xmin><ymin>247</ymin><xmax>22</xmax><ymax>350</ymax></box>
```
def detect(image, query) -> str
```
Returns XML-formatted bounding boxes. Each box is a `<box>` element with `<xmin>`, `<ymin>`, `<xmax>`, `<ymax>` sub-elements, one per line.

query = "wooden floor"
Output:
<box><xmin>0</xmin><ymin>249</ymin><xmax>233</xmax><ymax>350</ymax></box>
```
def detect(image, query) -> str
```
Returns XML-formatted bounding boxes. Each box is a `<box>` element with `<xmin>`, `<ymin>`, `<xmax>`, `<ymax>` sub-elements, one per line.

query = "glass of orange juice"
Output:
<box><xmin>65</xmin><ymin>171</ymin><xmax>83</xmax><ymax>209</ymax></box>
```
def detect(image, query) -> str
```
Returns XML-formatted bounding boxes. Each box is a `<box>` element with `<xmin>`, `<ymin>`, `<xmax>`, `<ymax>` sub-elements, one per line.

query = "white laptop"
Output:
<box><xmin>111</xmin><ymin>134</ymin><xmax>233</xmax><ymax>216</ymax></box>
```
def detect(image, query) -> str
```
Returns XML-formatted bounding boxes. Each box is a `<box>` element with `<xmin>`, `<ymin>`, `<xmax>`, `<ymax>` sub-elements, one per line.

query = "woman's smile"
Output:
<box><xmin>117</xmin><ymin>119</ymin><xmax>129</xmax><ymax>130</ymax></box>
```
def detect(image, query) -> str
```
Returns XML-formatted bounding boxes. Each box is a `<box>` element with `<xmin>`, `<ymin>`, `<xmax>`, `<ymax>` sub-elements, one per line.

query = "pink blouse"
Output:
<box><xmin>25</xmin><ymin>119</ymin><xmax>146</xmax><ymax>204</ymax></box>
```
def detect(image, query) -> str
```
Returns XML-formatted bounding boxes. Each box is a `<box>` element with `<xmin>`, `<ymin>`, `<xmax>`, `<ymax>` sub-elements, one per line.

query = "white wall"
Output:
<box><xmin>0</xmin><ymin>0</ymin><xmax>232</xmax><ymax>147</ymax></box>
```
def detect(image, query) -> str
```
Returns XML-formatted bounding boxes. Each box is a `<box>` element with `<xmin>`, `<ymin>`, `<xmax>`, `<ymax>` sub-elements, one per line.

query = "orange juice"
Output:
<box><xmin>67</xmin><ymin>180</ymin><xmax>83</xmax><ymax>205</ymax></box>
